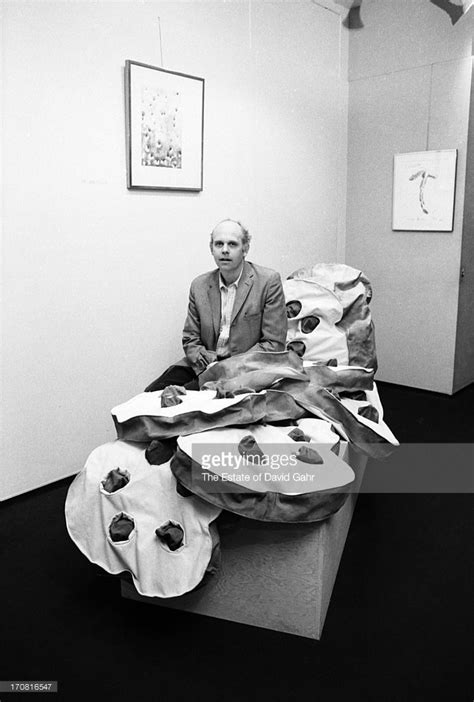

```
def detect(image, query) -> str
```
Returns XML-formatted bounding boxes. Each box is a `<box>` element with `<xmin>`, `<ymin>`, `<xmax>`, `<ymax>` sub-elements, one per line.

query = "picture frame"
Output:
<box><xmin>125</xmin><ymin>60</ymin><xmax>204</xmax><ymax>191</ymax></box>
<box><xmin>392</xmin><ymin>149</ymin><xmax>457</xmax><ymax>231</ymax></box>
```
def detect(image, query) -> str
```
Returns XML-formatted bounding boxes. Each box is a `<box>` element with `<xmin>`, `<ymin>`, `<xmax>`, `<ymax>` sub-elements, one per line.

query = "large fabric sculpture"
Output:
<box><xmin>171</xmin><ymin>420</ymin><xmax>355</xmax><ymax>522</ymax></box>
<box><xmin>111</xmin><ymin>351</ymin><xmax>397</xmax><ymax>459</ymax></box>
<box><xmin>65</xmin><ymin>263</ymin><xmax>397</xmax><ymax>599</ymax></box>
<box><xmin>285</xmin><ymin>263</ymin><xmax>377</xmax><ymax>370</ymax></box>
<box><xmin>65</xmin><ymin>440</ymin><xmax>221</xmax><ymax>598</ymax></box>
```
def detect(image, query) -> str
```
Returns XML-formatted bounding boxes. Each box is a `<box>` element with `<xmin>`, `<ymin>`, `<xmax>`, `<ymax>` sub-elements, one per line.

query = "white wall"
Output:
<box><xmin>346</xmin><ymin>0</ymin><xmax>473</xmax><ymax>394</ymax></box>
<box><xmin>453</xmin><ymin>61</ymin><xmax>474</xmax><ymax>392</ymax></box>
<box><xmin>1</xmin><ymin>0</ymin><xmax>348</xmax><ymax>499</ymax></box>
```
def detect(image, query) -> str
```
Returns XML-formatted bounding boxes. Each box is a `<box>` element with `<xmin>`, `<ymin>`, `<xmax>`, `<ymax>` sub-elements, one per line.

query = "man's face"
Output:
<box><xmin>210</xmin><ymin>221</ymin><xmax>248</xmax><ymax>278</ymax></box>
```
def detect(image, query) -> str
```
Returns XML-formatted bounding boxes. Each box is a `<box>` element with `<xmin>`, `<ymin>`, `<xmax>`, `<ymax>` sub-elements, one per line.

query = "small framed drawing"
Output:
<box><xmin>125</xmin><ymin>60</ymin><xmax>204</xmax><ymax>191</ymax></box>
<box><xmin>392</xmin><ymin>149</ymin><xmax>457</xmax><ymax>231</ymax></box>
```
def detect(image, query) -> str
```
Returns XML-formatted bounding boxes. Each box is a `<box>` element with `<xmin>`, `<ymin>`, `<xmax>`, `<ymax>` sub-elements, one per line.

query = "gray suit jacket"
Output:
<box><xmin>182</xmin><ymin>261</ymin><xmax>288</xmax><ymax>372</ymax></box>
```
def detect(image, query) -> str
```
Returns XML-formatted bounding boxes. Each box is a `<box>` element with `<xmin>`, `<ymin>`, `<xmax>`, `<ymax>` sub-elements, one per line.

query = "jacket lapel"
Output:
<box><xmin>231</xmin><ymin>261</ymin><xmax>254</xmax><ymax>323</ymax></box>
<box><xmin>207</xmin><ymin>270</ymin><xmax>221</xmax><ymax>337</ymax></box>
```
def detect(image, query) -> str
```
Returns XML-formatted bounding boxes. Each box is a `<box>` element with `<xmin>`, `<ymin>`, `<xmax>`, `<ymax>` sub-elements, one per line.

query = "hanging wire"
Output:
<box><xmin>158</xmin><ymin>16</ymin><xmax>164</xmax><ymax>67</ymax></box>
<box><xmin>426</xmin><ymin>64</ymin><xmax>434</xmax><ymax>150</ymax></box>
<box><xmin>310</xmin><ymin>0</ymin><xmax>341</xmax><ymax>15</ymax></box>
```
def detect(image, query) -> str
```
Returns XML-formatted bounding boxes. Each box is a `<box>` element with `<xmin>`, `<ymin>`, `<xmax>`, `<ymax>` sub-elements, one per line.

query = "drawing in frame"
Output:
<box><xmin>392</xmin><ymin>149</ymin><xmax>457</xmax><ymax>231</ymax></box>
<box><xmin>125</xmin><ymin>60</ymin><xmax>204</xmax><ymax>191</ymax></box>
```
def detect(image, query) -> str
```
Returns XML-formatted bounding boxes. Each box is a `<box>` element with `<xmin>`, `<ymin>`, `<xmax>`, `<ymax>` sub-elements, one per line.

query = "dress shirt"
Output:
<box><xmin>215</xmin><ymin>265</ymin><xmax>244</xmax><ymax>359</ymax></box>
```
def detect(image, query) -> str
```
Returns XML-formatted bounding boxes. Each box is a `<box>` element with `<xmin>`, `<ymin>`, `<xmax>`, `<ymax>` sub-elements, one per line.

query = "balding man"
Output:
<box><xmin>145</xmin><ymin>219</ymin><xmax>287</xmax><ymax>391</ymax></box>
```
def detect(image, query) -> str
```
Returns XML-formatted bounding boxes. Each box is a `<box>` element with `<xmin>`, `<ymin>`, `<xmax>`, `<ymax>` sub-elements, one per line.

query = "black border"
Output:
<box><xmin>391</xmin><ymin>148</ymin><xmax>458</xmax><ymax>232</ymax></box>
<box><xmin>125</xmin><ymin>59</ymin><xmax>204</xmax><ymax>192</ymax></box>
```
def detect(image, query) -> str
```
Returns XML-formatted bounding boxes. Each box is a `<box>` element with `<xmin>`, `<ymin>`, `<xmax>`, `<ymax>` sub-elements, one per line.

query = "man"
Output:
<box><xmin>145</xmin><ymin>219</ymin><xmax>288</xmax><ymax>391</ymax></box>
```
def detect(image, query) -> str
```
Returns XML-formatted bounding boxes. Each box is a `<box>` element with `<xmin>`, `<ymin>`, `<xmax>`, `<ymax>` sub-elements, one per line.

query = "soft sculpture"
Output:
<box><xmin>284</xmin><ymin>263</ymin><xmax>377</xmax><ymax>370</ymax></box>
<box><xmin>112</xmin><ymin>352</ymin><xmax>397</xmax><ymax>460</ymax></box>
<box><xmin>171</xmin><ymin>421</ymin><xmax>355</xmax><ymax>523</ymax></box>
<box><xmin>65</xmin><ymin>440</ymin><xmax>221</xmax><ymax>598</ymax></box>
<box><xmin>68</xmin><ymin>262</ymin><xmax>398</xmax><ymax>602</ymax></box>
<box><xmin>111</xmin><ymin>384</ymin><xmax>304</xmax><ymax>444</ymax></box>
<box><xmin>112</xmin><ymin>389</ymin><xmax>271</xmax><ymax>442</ymax></box>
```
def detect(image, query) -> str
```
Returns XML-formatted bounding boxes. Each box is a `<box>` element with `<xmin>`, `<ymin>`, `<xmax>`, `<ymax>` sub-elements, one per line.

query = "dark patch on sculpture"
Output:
<box><xmin>288</xmin><ymin>427</ymin><xmax>311</xmax><ymax>442</ymax></box>
<box><xmin>161</xmin><ymin>385</ymin><xmax>186</xmax><ymax>407</ymax></box>
<box><xmin>156</xmin><ymin>521</ymin><xmax>185</xmax><ymax>551</ymax></box>
<box><xmin>145</xmin><ymin>438</ymin><xmax>177</xmax><ymax>465</ymax></box>
<box><xmin>295</xmin><ymin>445</ymin><xmax>324</xmax><ymax>465</ymax></box>
<box><xmin>238</xmin><ymin>434</ymin><xmax>265</xmax><ymax>462</ymax></box>
<box><xmin>301</xmin><ymin>316</ymin><xmax>320</xmax><ymax>334</ymax></box>
<box><xmin>287</xmin><ymin>341</ymin><xmax>306</xmax><ymax>357</ymax></box>
<box><xmin>109</xmin><ymin>513</ymin><xmax>135</xmax><ymax>542</ymax></box>
<box><xmin>357</xmin><ymin>405</ymin><xmax>379</xmax><ymax>423</ymax></box>
<box><xmin>101</xmin><ymin>467</ymin><xmax>130</xmax><ymax>493</ymax></box>
<box><xmin>286</xmin><ymin>300</ymin><xmax>302</xmax><ymax>318</ymax></box>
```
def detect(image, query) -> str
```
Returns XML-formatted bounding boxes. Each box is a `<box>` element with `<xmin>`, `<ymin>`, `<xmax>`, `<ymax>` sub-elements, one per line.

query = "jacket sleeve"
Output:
<box><xmin>182</xmin><ymin>282</ymin><xmax>209</xmax><ymax>373</ymax></box>
<box><xmin>247</xmin><ymin>272</ymin><xmax>288</xmax><ymax>353</ymax></box>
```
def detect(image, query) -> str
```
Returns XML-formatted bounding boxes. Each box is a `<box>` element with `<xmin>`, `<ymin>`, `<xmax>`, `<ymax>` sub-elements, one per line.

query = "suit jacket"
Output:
<box><xmin>182</xmin><ymin>261</ymin><xmax>288</xmax><ymax>372</ymax></box>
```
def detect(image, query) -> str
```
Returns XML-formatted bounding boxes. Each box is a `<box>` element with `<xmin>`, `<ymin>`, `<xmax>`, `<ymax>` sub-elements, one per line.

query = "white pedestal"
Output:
<box><xmin>121</xmin><ymin>447</ymin><xmax>367</xmax><ymax>639</ymax></box>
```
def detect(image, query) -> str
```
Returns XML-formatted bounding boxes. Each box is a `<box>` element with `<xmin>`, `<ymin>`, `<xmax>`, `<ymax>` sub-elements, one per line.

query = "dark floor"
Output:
<box><xmin>1</xmin><ymin>382</ymin><xmax>473</xmax><ymax>702</ymax></box>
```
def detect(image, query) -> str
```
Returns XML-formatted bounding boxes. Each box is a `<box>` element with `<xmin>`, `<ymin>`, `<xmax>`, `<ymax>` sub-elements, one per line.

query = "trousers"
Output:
<box><xmin>144</xmin><ymin>363</ymin><xmax>199</xmax><ymax>392</ymax></box>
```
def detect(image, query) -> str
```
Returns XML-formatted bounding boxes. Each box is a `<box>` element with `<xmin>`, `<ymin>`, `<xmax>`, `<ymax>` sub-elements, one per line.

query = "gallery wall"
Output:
<box><xmin>346</xmin><ymin>0</ymin><xmax>473</xmax><ymax>394</ymax></box>
<box><xmin>1</xmin><ymin>0</ymin><xmax>348</xmax><ymax>499</ymax></box>
<box><xmin>453</xmin><ymin>61</ymin><xmax>474</xmax><ymax>393</ymax></box>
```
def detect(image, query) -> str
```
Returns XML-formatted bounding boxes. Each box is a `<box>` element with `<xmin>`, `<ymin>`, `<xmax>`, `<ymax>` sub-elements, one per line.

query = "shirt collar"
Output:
<box><xmin>219</xmin><ymin>263</ymin><xmax>244</xmax><ymax>290</ymax></box>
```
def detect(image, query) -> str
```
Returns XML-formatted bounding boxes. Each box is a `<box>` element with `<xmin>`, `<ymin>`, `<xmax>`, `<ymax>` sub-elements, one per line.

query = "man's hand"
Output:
<box><xmin>195</xmin><ymin>349</ymin><xmax>218</xmax><ymax>374</ymax></box>
<box><xmin>185</xmin><ymin>346</ymin><xmax>217</xmax><ymax>374</ymax></box>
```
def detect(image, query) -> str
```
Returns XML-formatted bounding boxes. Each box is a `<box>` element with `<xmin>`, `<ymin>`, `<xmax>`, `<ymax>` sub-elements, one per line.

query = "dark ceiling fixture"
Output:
<box><xmin>334</xmin><ymin>0</ymin><xmax>364</xmax><ymax>29</ymax></box>
<box><xmin>332</xmin><ymin>0</ymin><xmax>472</xmax><ymax>29</ymax></box>
<box><xmin>344</xmin><ymin>4</ymin><xmax>364</xmax><ymax>29</ymax></box>
<box><xmin>429</xmin><ymin>0</ymin><xmax>473</xmax><ymax>25</ymax></box>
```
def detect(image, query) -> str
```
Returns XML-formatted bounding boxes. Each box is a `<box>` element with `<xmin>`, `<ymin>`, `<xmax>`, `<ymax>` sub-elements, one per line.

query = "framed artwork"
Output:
<box><xmin>125</xmin><ymin>60</ymin><xmax>204</xmax><ymax>191</ymax></box>
<box><xmin>392</xmin><ymin>149</ymin><xmax>457</xmax><ymax>231</ymax></box>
